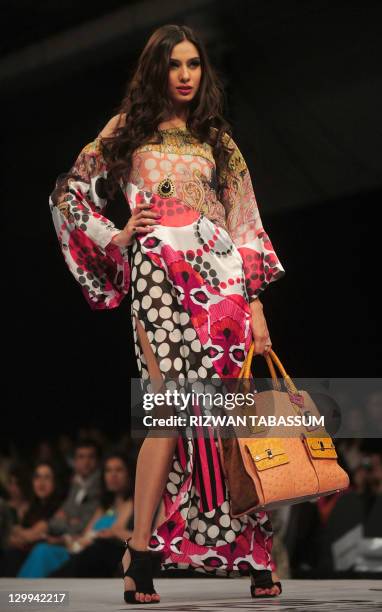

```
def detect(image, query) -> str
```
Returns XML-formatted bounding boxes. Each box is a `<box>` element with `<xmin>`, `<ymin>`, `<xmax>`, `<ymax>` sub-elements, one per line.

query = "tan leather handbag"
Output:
<box><xmin>217</xmin><ymin>342</ymin><xmax>350</xmax><ymax>517</ymax></box>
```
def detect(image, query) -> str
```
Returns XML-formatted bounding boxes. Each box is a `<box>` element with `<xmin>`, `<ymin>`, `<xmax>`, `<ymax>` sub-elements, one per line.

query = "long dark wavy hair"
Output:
<box><xmin>100</xmin><ymin>451</ymin><xmax>134</xmax><ymax>511</ymax></box>
<box><xmin>100</xmin><ymin>24</ymin><xmax>233</xmax><ymax>199</ymax></box>
<box><xmin>22</xmin><ymin>461</ymin><xmax>65</xmax><ymax>528</ymax></box>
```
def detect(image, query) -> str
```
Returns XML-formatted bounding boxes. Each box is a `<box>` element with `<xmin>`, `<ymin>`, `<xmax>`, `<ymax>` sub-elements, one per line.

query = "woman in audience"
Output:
<box><xmin>0</xmin><ymin>463</ymin><xmax>31</xmax><ymax>550</ymax></box>
<box><xmin>0</xmin><ymin>461</ymin><xmax>63</xmax><ymax>576</ymax></box>
<box><xmin>18</xmin><ymin>451</ymin><xmax>134</xmax><ymax>578</ymax></box>
<box><xmin>4</xmin><ymin>463</ymin><xmax>31</xmax><ymax>525</ymax></box>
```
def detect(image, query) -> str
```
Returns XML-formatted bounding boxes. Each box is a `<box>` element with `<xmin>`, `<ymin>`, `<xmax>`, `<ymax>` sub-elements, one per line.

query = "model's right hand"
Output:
<box><xmin>112</xmin><ymin>202</ymin><xmax>161</xmax><ymax>247</ymax></box>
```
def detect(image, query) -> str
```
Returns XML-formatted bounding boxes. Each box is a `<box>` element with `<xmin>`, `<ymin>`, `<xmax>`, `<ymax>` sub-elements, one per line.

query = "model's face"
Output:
<box><xmin>33</xmin><ymin>465</ymin><xmax>55</xmax><ymax>499</ymax></box>
<box><xmin>167</xmin><ymin>40</ymin><xmax>201</xmax><ymax>107</ymax></box>
<box><xmin>104</xmin><ymin>458</ymin><xmax>129</xmax><ymax>493</ymax></box>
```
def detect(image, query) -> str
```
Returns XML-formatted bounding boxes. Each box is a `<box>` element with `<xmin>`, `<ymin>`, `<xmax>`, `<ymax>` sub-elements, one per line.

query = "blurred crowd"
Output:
<box><xmin>0</xmin><ymin>431</ymin><xmax>381</xmax><ymax>579</ymax></box>
<box><xmin>279</xmin><ymin>438</ymin><xmax>382</xmax><ymax>578</ymax></box>
<box><xmin>0</xmin><ymin>432</ymin><xmax>141</xmax><ymax>578</ymax></box>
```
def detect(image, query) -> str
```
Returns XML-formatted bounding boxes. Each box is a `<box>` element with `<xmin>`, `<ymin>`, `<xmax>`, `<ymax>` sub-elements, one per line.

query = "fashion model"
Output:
<box><xmin>49</xmin><ymin>24</ymin><xmax>286</xmax><ymax>605</ymax></box>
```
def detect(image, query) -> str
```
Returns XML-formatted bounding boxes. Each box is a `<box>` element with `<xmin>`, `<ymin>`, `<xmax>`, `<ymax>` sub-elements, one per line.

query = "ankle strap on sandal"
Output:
<box><xmin>250</xmin><ymin>569</ymin><xmax>273</xmax><ymax>588</ymax></box>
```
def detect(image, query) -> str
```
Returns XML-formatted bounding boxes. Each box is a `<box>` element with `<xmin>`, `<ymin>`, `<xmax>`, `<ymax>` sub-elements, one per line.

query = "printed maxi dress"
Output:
<box><xmin>49</xmin><ymin>124</ymin><xmax>286</xmax><ymax>577</ymax></box>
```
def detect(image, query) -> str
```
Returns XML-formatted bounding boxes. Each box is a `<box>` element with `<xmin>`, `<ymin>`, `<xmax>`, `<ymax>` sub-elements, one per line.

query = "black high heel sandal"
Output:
<box><xmin>122</xmin><ymin>538</ymin><xmax>160</xmax><ymax>604</ymax></box>
<box><xmin>250</xmin><ymin>569</ymin><xmax>282</xmax><ymax>598</ymax></box>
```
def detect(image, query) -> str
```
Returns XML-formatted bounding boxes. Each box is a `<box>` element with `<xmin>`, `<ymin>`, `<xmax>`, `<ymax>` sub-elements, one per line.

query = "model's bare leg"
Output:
<box><xmin>122</xmin><ymin>316</ymin><xmax>177</xmax><ymax>603</ymax></box>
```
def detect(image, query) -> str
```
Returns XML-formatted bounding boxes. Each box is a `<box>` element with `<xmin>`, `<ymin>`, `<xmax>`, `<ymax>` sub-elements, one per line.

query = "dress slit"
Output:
<box><xmin>133</xmin><ymin>315</ymin><xmax>165</xmax><ymax>393</ymax></box>
<box><xmin>132</xmin><ymin>314</ymin><xmax>177</xmax><ymax>427</ymax></box>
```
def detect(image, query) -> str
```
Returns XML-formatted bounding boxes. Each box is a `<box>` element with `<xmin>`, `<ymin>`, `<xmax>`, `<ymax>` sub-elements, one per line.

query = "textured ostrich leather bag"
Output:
<box><xmin>217</xmin><ymin>342</ymin><xmax>350</xmax><ymax>517</ymax></box>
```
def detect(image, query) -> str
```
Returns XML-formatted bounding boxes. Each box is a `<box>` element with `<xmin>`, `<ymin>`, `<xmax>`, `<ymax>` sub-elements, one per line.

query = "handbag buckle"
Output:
<box><xmin>254</xmin><ymin>450</ymin><xmax>274</xmax><ymax>459</ymax></box>
<box><xmin>304</xmin><ymin>435</ymin><xmax>338</xmax><ymax>459</ymax></box>
<box><xmin>247</xmin><ymin>439</ymin><xmax>289</xmax><ymax>471</ymax></box>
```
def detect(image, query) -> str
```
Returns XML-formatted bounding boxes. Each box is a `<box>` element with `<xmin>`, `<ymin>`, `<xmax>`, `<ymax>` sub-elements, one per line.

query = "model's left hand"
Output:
<box><xmin>249</xmin><ymin>299</ymin><xmax>272</xmax><ymax>355</ymax></box>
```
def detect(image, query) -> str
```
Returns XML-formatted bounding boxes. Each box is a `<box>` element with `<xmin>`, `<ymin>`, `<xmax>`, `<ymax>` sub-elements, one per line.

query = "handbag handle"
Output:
<box><xmin>238</xmin><ymin>342</ymin><xmax>299</xmax><ymax>395</ymax></box>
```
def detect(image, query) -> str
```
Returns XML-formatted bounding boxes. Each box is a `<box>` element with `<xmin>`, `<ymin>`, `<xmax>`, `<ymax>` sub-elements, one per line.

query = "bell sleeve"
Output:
<box><xmin>220</xmin><ymin>134</ymin><xmax>286</xmax><ymax>301</ymax></box>
<box><xmin>48</xmin><ymin>136</ymin><xmax>130</xmax><ymax>310</ymax></box>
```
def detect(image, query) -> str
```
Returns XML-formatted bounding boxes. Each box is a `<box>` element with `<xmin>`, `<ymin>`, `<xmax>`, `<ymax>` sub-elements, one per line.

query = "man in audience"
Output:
<box><xmin>47</xmin><ymin>440</ymin><xmax>101</xmax><ymax>541</ymax></box>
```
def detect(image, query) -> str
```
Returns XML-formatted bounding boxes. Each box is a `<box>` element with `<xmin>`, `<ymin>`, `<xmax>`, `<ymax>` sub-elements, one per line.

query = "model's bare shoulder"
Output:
<box><xmin>98</xmin><ymin>113</ymin><xmax>126</xmax><ymax>138</ymax></box>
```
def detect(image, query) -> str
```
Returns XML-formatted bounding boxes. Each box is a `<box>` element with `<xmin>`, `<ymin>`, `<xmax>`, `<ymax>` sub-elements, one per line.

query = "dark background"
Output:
<box><xmin>2</xmin><ymin>0</ymin><xmax>381</xmax><ymax>449</ymax></box>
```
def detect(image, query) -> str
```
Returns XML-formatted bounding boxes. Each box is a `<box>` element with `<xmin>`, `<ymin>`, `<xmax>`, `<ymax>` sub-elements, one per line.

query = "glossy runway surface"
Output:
<box><xmin>1</xmin><ymin>578</ymin><xmax>382</xmax><ymax>611</ymax></box>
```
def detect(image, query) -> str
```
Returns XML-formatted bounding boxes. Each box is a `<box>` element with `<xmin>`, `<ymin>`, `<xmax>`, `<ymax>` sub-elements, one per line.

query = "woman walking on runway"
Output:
<box><xmin>49</xmin><ymin>24</ymin><xmax>286</xmax><ymax>604</ymax></box>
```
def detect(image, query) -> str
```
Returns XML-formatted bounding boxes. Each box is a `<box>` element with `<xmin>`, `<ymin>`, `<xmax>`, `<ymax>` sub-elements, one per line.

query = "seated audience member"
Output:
<box><xmin>0</xmin><ymin>461</ymin><xmax>63</xmax><ymax>576</ymax></box>
<box><xmin>337</xmin><ymin>438</ymin><xmax>364</xmax><ymax>472</ymax></box>
<box><xmin>18</xmin><ymin>451</ymin><xmax>134</xmax><ymax>578</ymax></box>
<box><xmin>352</xmin><ymin>455</ymin><xmax>378</xmax><ymax>514</ymax></box>
<box><xmin>56</xmin><ymin>434</ymin><xmax>75</xmax><ymax>471</ymax></box>
<box><xmin>0</xmin><ymin>499</ymin><xmax>13</xmax><ymax>549</ymax></box>
<box><xmin>370</xmin><ymin>454</ymin><xmax>382</xmax><ymax>496</ymax></box>
<box><xmin>0</xmin><ymin>463</ymin><xmax>31</xmax><ymax>547</ymax></box>
<box><xmin>47</xmin><ymin>439</ymin><xmax>101</xmax><ymax>539</ymax></box>
<box><xmin>3</xmin><ymin>463</ymin><xmax>31</xmax><ymax>525</ymax></box>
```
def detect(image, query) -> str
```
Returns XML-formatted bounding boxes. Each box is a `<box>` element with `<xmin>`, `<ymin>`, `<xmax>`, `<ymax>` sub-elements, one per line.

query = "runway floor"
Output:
<box><xmin>1</xmin><ymin>578</ymin><xmax>381</xmax><ymax>611</ymax></box>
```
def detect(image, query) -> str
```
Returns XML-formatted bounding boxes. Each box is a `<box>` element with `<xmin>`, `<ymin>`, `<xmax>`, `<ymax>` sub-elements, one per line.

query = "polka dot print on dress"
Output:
<box><xmin>130</xmin><ymin>237</ymin><xmax>273</xmax><ymax>576</ymax></box>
